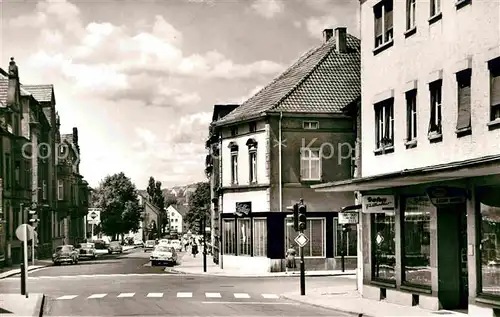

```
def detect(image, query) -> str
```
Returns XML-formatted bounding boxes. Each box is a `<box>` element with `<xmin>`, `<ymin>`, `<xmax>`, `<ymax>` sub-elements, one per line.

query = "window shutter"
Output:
<box><xmin>491</xmin><ymin>74</ymin><xmax>500</xmax><ymax>106</ymax></box>
<box><xmin>457</xmin><ymin>81</ymin><xmax>471</xmax><ymax>130</ymax></box>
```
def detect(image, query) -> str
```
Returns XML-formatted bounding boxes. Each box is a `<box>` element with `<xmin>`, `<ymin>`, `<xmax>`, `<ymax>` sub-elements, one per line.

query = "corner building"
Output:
<box><xmin>314</xmin><ymin>0</ymin><xmax>500</xmax><ymax>315</ymax></box>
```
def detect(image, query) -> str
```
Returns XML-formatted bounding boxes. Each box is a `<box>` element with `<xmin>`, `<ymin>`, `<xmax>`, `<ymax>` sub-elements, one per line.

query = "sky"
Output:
<box><xmin>0</xmin><ymin>0</ymin><xmax>359</xmax><ymax>190</ymax></box>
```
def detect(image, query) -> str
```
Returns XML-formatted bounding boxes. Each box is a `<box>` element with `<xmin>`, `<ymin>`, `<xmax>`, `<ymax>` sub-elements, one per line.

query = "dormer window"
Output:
<box><xmin>303</xmin><ymin>121</ymin><xmax>319</xmax><ymax>130</ymax></box>
<box><xmin>246</xmin><ymin>139</ymin><xmax>258</xmax><ymax>184</ymax></box>
<box><xmin>230</xmin><ymin>127</ymin><xmax>238</xmax><ymax>136</ymax></box>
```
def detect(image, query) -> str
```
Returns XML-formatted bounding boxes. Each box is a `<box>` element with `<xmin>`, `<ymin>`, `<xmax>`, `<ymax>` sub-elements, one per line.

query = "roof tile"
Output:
<box><xmin>22</xmin><ymin>84</ymin><xmax>54</xmax><ymax>103</ymax></box>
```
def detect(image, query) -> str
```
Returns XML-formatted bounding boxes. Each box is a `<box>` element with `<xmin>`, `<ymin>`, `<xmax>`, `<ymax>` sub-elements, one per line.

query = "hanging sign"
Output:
<box><xmin>362</xmin><ymin>195</ymin><xmax>395</xmax><ymax>213</ymax></box>
<box><xmin>338</xmin><ymin>212</ymin><xmax>359</xmax><ymax>224</ymax></box>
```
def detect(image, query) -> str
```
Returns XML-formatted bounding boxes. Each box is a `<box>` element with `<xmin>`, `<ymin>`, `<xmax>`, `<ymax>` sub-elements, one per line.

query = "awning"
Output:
<box><xmin>341</xmin><ymin>204</ymin><xmax>362</xmax><ymax>212</ymax></box>
<box><xmin>312</xmin><ymin>154</ymin><xmax>500</xmax><ymax>193</ymax></box>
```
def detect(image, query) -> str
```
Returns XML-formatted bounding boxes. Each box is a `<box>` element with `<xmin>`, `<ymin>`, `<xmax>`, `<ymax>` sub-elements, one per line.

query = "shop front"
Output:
<box><xmin>313</xmin><ymin>157</ymin><xmax>500</xmax><ymax>315</ymax></box>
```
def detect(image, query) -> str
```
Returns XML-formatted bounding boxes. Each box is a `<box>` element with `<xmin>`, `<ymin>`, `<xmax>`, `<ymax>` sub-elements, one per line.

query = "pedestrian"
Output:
<box><xmin>191</xmin><ymin>243</ymin><xmax>198</xmax><ymax>258</ymax></box>
<box><xmin>285</xmin><ymin>245</ymin><xmax>297</xmax><ymax>274</ymax></box>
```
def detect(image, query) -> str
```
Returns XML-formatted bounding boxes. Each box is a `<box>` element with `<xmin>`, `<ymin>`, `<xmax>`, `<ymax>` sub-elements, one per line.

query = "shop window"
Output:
<box><xmin>477</xmin><ymin>185</ymin><xmax>500</xmax><ymax>297</ymax></box>
<box><xmin>334</xmin><ymin>219</ymin><xmax>357</xmax><ymax>257</ymax></box>
<box><xmin>285</xmin><ymin>218</ymin><xmax>325</xmax><ymax>257</ymax></box>
<box><xmin>371</xmin><ymin>212</ymin><xmax>396</xmax><ymax>281</ymax></box>
<box><xmin>237</xmin><ymin>218</ymin><xmax>251</xmax><ymax>256</ymax></box>
<box><xmin>253</xmin><ymin>218</ymin><xmax>267</xmax><ymax>257</ymax></box>
<box><xmin>402</xmin><ymin>196</ymin><xmax>432</xmax><ymax>287</ymax></box>
<box><xmin>223</xmin><ymin>219</ymin><xmax>236</xmax><ymax>255</ymax></box>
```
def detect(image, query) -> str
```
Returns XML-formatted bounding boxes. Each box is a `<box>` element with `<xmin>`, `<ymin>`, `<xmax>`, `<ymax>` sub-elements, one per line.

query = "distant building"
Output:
<box><xmin>166</xmin><ymin>204</ymin><xmax>186</xmax><ymax>234</ymax></box>
<box><xmin>138</xmin><ymin>193</ymin><xmax>160</xmax><ymax>241</ymax></box>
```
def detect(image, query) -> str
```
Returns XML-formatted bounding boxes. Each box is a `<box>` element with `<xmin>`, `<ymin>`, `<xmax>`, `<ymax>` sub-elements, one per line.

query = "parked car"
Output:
<box><xmin>77</xmin><ymin>242</ymin><xmax>97</xmax><ymax>260</ymax></box>
<box><xmin>144</xmin><ymin>240</ymin><xmax>156</xmax><ymax>252</ymax></box>
<box><xmin>134</xmin><ymin>240</ymin><xmax>144</xmax><ymax>247</ymax></box>
<box><xmin>52</xmin><ymin>245</ymin><xmax>79</xmax><ymax>265</ymax></box>
<box><xmin>150</xmin><ymin>245</ymin><xmax>178</xmax><ymax>266</ymax></box>
<box><xmin>158</xmin><ymin>239</ymin><xmax>169</xmax><ymax>245</ymax></box>
<box><xmin>108</xmin><ymin>241</ymin><xmax>123</xmax><ymax>254</ymax></box>
<box><xmin>169</xmin><ymin>240</ymin><xmax>183</xmax><ymax>252</ymax></box>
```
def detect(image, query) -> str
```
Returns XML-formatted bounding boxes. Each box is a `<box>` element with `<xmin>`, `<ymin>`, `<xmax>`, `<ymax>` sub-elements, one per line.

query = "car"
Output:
<box><xmin>108</xmin><ymin>241</ymin><xmax>123</xmax><ymax>254</ymax></box>
<box><xmin>52</xmin><ymin>245</ymin><xmax>79</xmax><ymax>265</ymax></box>
<box><xmin>77</xmin><ymin>242</ymin><xmax>97</xmax><ymax>260</ymax></box>
<box><xmin>144</xmin><ymin>240</ymin><xmax>156</xmax><ymax>252</ymax></box>
<box><xmin>150</xmin><ymin>246</ymin><xmax>178</xmax><ymax>266</ymax></box>
<box><xmin>158</xmin><ymin>239</ymin><xmax>169</xmax><ymax>245</ymax></box>
<box><xmin>169</xmin><ymin>240</ymin><xmax>183</xmax><ymax>252</ymax></box>
<box><xmin>134</xmin><ymin>240</ymin><xmax>144</xmax><ymax>247</ymax></box>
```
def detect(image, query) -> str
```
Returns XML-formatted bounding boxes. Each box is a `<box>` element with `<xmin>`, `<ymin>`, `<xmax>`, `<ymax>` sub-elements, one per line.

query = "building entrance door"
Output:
<box><xmin>437</xmin><ymin>203</ymin><xmax>468</xmax><ymax>310</ymax></box>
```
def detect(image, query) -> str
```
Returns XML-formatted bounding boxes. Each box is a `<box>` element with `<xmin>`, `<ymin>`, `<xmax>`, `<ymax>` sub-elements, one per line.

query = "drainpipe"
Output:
<box><xmin>279</xmin><ymin>112</ymin><xmax>283</xmax><ymax>213</ymax></box>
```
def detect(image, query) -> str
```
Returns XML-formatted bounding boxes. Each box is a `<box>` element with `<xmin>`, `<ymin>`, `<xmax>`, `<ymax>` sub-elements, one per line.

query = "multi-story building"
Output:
<box><xmin>206</xmin><ymin>104</ymin><xmax>239</xmax><ymax>264</ymax></box>
<box><xmin>211</xmin><ymin>27</ymin><xmax>360</xmax><ymax>273</ymax></box>
<box><xmin>137</xmin><ymin>193</ymin><xmax>160</xmax><ymax>241</ymax></box>
<box><xmin>313</xmin><ymin>0</ymin><xmax>500</xmax><ymax>315</ymax></box>
<box><xmin>166</xmin><ymin>204</ymin><xmax>186</xmax><ymax>234</ymax></box>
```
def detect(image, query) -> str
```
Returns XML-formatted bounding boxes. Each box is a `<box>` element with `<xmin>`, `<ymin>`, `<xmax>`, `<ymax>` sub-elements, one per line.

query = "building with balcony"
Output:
<box><xmin>211</xmin><ymin>27</ymin><xmax>360</xmax><ymax>273</ymax></box>
<box><xmin>313</xmin><ymin>0</ymin><xmax>500</xmax><ymax>315</ymax></box>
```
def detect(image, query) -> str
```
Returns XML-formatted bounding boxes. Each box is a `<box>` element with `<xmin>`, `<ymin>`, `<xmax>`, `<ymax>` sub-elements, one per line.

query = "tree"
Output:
<box><xmin>146</xmin><ymin>176</ymin><xmax>167</xmax><ymax>233</ymax></box>
<box><xmin>165</xmin><ymin>195</ymin><xmax>178</xmax><ymax>208</ymax></box>
<box><xmin>95</xmin><ymin>172</ymin><xmax>143</xmax><ymax>240</ymax></box>
<box><xmin>185</xmin><ymin>182</ymin><xmax>211</xmax><ymax>232</ymax></box>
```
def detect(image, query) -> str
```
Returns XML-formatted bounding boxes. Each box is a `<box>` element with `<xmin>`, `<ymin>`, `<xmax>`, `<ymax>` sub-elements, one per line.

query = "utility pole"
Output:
<box><xmin>202</xmin><ymin>215</ymin><xmax>207</xmax><ymax>272</ymax></box>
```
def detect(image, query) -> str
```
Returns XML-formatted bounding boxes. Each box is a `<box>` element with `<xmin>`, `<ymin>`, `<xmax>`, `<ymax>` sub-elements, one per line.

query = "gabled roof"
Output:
<box><xmin>138</xmin><ymin>193</ymin><xmax>161</xmax><ymax>216</ymax></box>
<box><xmin>216</xmin><ymin>33</ymin><xmax>360</xmax><ymax>126</ymax></box>
<box><xmin>22</xmin><ymin>84</ymin><xmax>54</xmax><ymax>103</ymax></box>
<box><xmin>167</xmin><ymin>204</ymin><xmax>188</xmax><ymax>217</ymax></box>
<box><xmin>212</xmin><ymin>104</ymin><xmax>239</xmax><ymax>122</ymax></box>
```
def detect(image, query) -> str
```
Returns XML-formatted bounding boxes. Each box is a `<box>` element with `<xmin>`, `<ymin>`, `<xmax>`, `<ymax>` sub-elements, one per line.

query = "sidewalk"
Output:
<box><xmin>170</xmin><ymin>253</ymin><xmax>356</xmax><ymax>277</ymax></box>
<box><xmin>0</xmin><ymin>260</ymin><xmax>52</xmax><ymax>279</ymax></box>
<box><xmin>0</xmin><ymin>293</ymin><xmax>44</xmax><ymax>317</ymax></box>
<box><xmin>281</xmin><ymin>285</ymin><xmax>469</xmax><ymax>317</ymax></box>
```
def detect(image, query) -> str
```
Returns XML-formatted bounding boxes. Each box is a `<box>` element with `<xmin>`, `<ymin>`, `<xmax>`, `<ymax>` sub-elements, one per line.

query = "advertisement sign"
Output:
<box><xmin>425</xmin><ymin>186</ymin><xmax>468</xmax><ymax>206</ymax></box>
<box><xmin>362</xmin><ymin>195</ymin><xmax>395</xmax><ymax>213</ymax></box>
<box><xmin>338</xmin><ymin>212</ymin><xmax>359</xmax><ymax>224</ymax></box>
<box><xmin>87</xmin><ymin>208</ymin><xmax>102</xmax><ymax>225</ymax></box>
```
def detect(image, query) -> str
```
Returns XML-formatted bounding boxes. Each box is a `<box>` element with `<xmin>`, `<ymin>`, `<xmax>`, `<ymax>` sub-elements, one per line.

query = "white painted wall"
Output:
<box><xmin>167</xmin><ymin>205</ymin><xmax>184</xmax><ymax>233</ymax></box>
<box><xmin>222</xmin><ymin>190</ymin><xmax>269</xmax><ymax>214</ymax></box>
<box><xmin>361</xmin><ymin>0</ymin><xmax>500</xmax><ymax>177</ymax></box>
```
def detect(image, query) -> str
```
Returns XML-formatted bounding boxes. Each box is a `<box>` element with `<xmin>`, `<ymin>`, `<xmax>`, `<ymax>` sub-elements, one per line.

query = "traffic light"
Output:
<box><xmin>293</xmin><ymin>203</ymin><xmax>299</xmax><ymax>231</ymax></box>
<box><xmin>298</xmin><ymin>203</ymin><xmax>307</xmax><ymax>231</ymax></box>
<box><xmin>29</xmin><ymin>209</ymin><xmax>38</xmax><ymax>227</ymax></box>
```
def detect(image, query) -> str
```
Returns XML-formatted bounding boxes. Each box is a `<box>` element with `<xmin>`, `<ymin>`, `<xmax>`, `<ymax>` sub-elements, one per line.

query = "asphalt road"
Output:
<box><xmin>1</xmin><ymin>248</ymin><xmax>355</xmax><ymax>316</ymax></box>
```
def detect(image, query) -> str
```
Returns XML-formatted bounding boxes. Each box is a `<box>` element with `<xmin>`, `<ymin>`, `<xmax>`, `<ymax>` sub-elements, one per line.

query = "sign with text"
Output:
<box><xmin>87</xmin><ymin>208</ymin><xmax>102</xmax><ymax>225</ymax></box>
<box><xmin>234</xmin><ymin>202</ymin><xmax>252</xmax><ymax>217</ymax></box>
<box><xmin>338</xmin><ymin>212</ymin><xmax>359</xmax><ymax>224</ymax></box>
<box><xmin>362</xmin><ymin>195</ymin><xmax>395</xmax><ymax>213</ymax></box>
<box><xmin>425</xmin><ymin>186</ymin><xmax>468</xmax><ymax>207</ymax></box>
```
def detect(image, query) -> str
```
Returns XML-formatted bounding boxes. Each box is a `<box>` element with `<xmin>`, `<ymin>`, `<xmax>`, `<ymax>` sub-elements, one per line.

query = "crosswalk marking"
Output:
<box><xmin>233</xmin><ymin>293</ymin><xmax>250</xmax><ymax>298</ymax></box>
<box><xmin>56</xmin><ymin>295</ymin><xmax>78</xmax><ymax>300</ymax></box>
<box><xmin>177</xmin><ymin>292</ymin><xmax>193</xmax><ymax>298</ymax></box>
<box><xmin>205</xmin><ymin>292</ymin><xmax>221</xmax><ymax>298</ymax></box>
<box><xmin>88</xmin><ymin>293</ymin><xmax>107</xmax><ymax>299</ymax></box>
<box><xmin>262</xmin><ymin>294</ymin><xmax>279</xmax><ymax>299</ymax></box>
<box><xmin>147</xmin><ymin>293</ymin><xmax>163</xmax><ymax>298</ymax></box>
<box><xmin>117</xmin><ymin>293</ymin><xmax>135</xmax><ymax>298</ymax></box>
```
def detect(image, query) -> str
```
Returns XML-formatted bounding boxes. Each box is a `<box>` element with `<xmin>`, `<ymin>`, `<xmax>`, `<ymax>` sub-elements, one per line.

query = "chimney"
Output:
<box><xmin>323</xmin><ymin>29</ymin><xmax>333</xmax><ymax>43</ymax></box>
<box><xmin>72</xmin><ymin>127</ymin><xmax>78</xmax><ymax>145</ymax></box>
<box><xmin>7</xmin><ymin>57</ymin><xmax>19</xmax><ymax>106</ymax></box>
<box><xmin>335</xmin><ymin>27</ymin><xmax>347</xmax><ymax>53</ymax></box>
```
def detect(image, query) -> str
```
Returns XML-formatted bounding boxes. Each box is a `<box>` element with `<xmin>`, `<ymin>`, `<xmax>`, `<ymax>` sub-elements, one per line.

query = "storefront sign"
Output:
<box><xmin>362</xmin><ymin>195</ymin><xmax>395</xmax><ymax>213</ymax></box>
<box><xmin>425</xmin><ymin>186</ymin><xmax>468</xmax><ymax>207</ymax></box>
<box><xmin>339</xmin><ymin>212</ymin><xmax>359</xmax><ymax>224</ymax></box>
<box><xmin>234</xmin><ymin>201</ymin><xmax>252</xmax><ymax>217</ymax></box>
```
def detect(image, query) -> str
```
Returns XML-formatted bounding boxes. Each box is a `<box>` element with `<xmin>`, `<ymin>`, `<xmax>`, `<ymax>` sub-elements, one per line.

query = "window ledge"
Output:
<box><xmin>404</xmin><ymin>139</ymin><xmax>417</xmax><ymax>149</ymax></box>
<box><xmin>428</xmin><ymin>12</ymin><xmax>443</xmax><ymax>25</ymax></box>
<box><xmin>370</xmin><ymin>280</ymin><xmax>396</xmax><ymax>288</ymax></box>
<box><xmin>456</xmin><ymin>126</ymin><xmax>472</xmax><ymax>137</ymax></box>
<box><xmin>475</xmin><ymin>295</ymin><xmax>500</xmax><ymax>307</ymax></box>
<box><xmin>373</xmin><ymin>40</ymin><xmax>394</xmax><ymax>56</ymax></box>
<box><xmin>487</xmin><ymin>118</ymin><xmax>500</xmax><ymax>131</ymax></box>
<box><xmin>404</xmin><ymin>27</ymin><xmax>417</xmax><ymax>38</ymax></box>
<box><xmin>428</xmin><ymin>132</ymin><xmax>443</xmax><ymax>143</ymax></box>
<box><xmin>374</xmin><ymin>146</ymin><xmax>394</xmax><ymax>156</ymax></box>
<box><xmin>300</xmin><ymin>179</ymin><xmax>323</xmax><ymax>184</ymax></box>
<box><xmin>400</xmin><ymin>283</ymin><xmax>432</xmax><ymax>295</ymax></box>
<box><xmin>456</xmin><ymin>0</ymin><xmax>471</xmax><ymax>9</ymax></box>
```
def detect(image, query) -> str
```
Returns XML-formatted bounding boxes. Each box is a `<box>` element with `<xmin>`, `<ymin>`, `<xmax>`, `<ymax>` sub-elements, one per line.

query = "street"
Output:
<box><xmin>1</xmin><ymin>248</ymin><xmax>354</xmax><ymax>316</ymax></box>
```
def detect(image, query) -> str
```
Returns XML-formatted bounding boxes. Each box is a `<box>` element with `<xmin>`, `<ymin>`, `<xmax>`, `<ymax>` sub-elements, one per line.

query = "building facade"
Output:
<box><xmin>211</xmin><ymin>28</ymin><xmax>360</xmax><ymax>273</ymax></box>
<box><xmin>313</xmin><ymin>0</ymin><xmax>500</xmax><ymax>315</ymax></box>
<box><xmin>166</xmin><ymin>205</ymin><xmax>185</xmax><ymax>234</ymax></box>
<box><xmin>138</xmin><ymin>193</ymin><xmax>160</xmax><ymax>241</ymax></box>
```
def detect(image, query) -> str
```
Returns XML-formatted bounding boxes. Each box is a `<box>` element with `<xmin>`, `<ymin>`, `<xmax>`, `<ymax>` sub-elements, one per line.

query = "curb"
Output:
<box><xmin>35</xmin><ymin>294</ymin><xmax>45</xmax><ymax>317</ymax></box>
<box><xmin>280</xmin><ymin>294</ymin><xmax>370</xmax><ymax>317</ymax></box>
<box><xmin>0</xmin><ymin>265</ymin><xmax>51</xmax><ymax>280</ymax></box>
<box><xmin>167</xmin><ymin>269</ymin><xmax>356</xmax><ymax>278</ymax></box>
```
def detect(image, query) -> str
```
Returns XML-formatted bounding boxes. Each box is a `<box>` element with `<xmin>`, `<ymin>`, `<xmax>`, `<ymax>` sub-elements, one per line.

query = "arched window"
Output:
<box><xmin>246</xmin><ymin>139</ymin><xmax>258</xmax><ymax>183</ymax></box>
<box><xmin>228</xmin><ymin>142</ymin><xmax>238</xmax><ymax>184</ymax></box>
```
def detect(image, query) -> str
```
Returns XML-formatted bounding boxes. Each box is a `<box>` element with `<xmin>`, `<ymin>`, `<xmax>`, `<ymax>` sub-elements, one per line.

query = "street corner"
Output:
<box><xmin>280</xmin><ymin>292</ymin><xmax>366</xmax><ymax>317</ymax></box>
<box><xmin>0</xmin><ymin>264</ymin><xmax>51</xmax><ymax>279</ymax></box>
<box><xmin>0</xmin><ymin>293</ymin><xmax>45</xmax><ymax>317</ymax></box>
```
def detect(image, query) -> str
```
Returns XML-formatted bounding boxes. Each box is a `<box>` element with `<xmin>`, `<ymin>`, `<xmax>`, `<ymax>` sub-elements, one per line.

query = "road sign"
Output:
<box><xmin>15</xmin><ymin>224</ymin><xmax>34</xmax><ymax>242</ymax></box>
<box><xmin>338</xmin><ymin>212</ymin><xmax>359</xmax><ymax>224</ymax></box>
<box><xmin>87</xmin><ymin>208</ymin><xmax>101</xmax><ymax>225</ymax></box>
<box><xmin>294</xmin><ymin>232</ymin><xmax>309</xmax><ymax>248</ymax></box>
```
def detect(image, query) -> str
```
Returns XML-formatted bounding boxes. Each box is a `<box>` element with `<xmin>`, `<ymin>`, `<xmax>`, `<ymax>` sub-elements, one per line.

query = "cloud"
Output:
<box><xmin>251</xmin><ymin>0</ymin><xmax>285</xmax><ymax>19</ymax></box>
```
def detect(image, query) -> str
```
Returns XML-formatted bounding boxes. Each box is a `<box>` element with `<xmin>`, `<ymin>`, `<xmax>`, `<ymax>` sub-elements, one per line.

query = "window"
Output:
<box><xmin>58</xmin><ymin>179</ymin><xmax>64</xmax><ymax>200</ymax></box>
<box><xmin>223</xmin><ymin>219</ymin><xmax>236</xmax><ymax>255</ymax></box>
<box><xmin>253</xmin><ymin>218</ymin><xmax>267</xmax><ymax>257</ymax></box>
<box><xmin>231</xmin><ymin>152</ymin><xmax>238</xmax><ymax>184</ymax></box>
<box><xmin>456</xmin><ymin>69</ymin><xmax>472</xmax><ymax>131</ymax></box>
<box><xmin>489</xmin><ymin>58</ymin><xmax>500</xmax><ymax>121</ymax></box>
<box><xmin>374</xmin><ymin>0</ymin><xmax>393</xmax><ymax>48</ymax></box>
<box><xmin>249</xmin><ymin>122</ymin><xmax>257</xmax><ymax>133</ymax></box>
<box><xmin>230</xmin><ymin>127</ymin><xmax>238</xmax><ymax>136</ymax></box>
<box><xmin>477</xmin><ymin>185</ymin><xmax>500</xmax><ymax>297</ymax></box>
<box><xmin>285</xmin><ymin>218</ymin><xmax>325</xmax><ymax>257</ymax></box>
<box><xmin>249</xmin><ymin>151</ymin><xmax>257</xmax><ymax>183</ymax></box>
<box><xmin>14</xmin><ymin>161</ymin><xmax>20</xmax><ymax>183</ymax></box>
<box><xmin>300</xmin><ymin>148</ymin><xmax>321</xmax><ymax>181</ymax></box>
<box><xmin>429</xmin><ymin>80</ymin><xmax>442</xmax><ymax>135</ymax></box>
<box><xmin>430</xmin><ymin>0</ymin><xmax>441</xmax><ymax>17</ymax></box>
<box><xmin>237</xmin><ymin>218</ymin><xmax>251</xmax><ymax>256</ymax></box>
<box><xmin>402</xmin><ymin>196</ymin><xmax>432</xmax><ymax>287</ymax></box>
<box><xmin>334</xmin><ymin>219</ymin><xmax>357</xmax><ymax>257</ymax></box>
<box><xmin>375</xmin><ymin>99</ymin><xmax>394</xmax><ymax>149</ymax></box>
<box><xmin>406</xmin><ymin>0</ymin><xmax>416</xmax><ymax>30</ymax></box>
<box><xmin>372</xmin><ymin>212</ymin><xmax>396</xmax><ymax>281</ymax></box>
<box><xmin>303</xmin><ymin>121</ymin><xmax>319</xmax><ymax>130</ymax></box>
<box><xmin>406</xmin><ymin>90</ymin><xmax>417</xmax><ymax>141</ymax></box>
